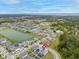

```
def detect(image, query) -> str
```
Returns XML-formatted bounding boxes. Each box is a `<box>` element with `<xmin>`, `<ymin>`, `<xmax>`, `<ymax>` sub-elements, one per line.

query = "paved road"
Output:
<box><xmin>48</xmin><ymin>48</ymin><xmax>61</xmax><ymax>59</ymax></box>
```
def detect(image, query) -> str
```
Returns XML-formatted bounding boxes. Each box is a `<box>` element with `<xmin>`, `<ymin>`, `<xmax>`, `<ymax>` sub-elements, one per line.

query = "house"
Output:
<box><xmin>0</xmin><ymin>38</ymin><xmax>6</xmax><ymax>44</ymax></box>
<box><xmin>4</xmin><ymin>42</ymin><xmax>13</xmax><ymax>48</ymax></box>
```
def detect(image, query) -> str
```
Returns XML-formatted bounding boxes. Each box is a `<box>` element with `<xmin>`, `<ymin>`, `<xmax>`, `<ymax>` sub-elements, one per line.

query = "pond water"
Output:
<box><xmin>0</xmin><ymin>29</ymin><xmax>34</xmax><ymax>43</ymax></box>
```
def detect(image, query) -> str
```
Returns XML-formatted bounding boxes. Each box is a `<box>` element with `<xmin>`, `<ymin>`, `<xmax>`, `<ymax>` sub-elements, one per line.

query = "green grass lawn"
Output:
<box><xmin>42</xmin><ymin>52</ymin><xmax>53</xmax><ymax>59</ymax></box>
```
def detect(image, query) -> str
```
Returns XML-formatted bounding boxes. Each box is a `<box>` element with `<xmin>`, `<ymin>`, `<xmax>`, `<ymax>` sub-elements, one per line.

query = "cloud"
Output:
<box><xmin>75</xmin><ymin>0</ymin><xmax>79</xmax><ymax>2</ymax></box>
<box><xmin>74</xmin><ymin>0</ymin><xmax>79</xmax><ymax>4</ymax></box>
<box><xmin>56</xmin><ymin>7</ymin><xmax>79</xmax><ymax>13</ymax></box>
<box><xmin>1</xmin><ymin>0</ymin><xmax>20</xmax><ymax>4</ymax></box>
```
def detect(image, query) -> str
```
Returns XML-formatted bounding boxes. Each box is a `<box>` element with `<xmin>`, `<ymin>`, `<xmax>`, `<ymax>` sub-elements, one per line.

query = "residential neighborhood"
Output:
<box><xmin>0</xmin><ymin>19</ymin><xmax>63</xmax><ymax>59</ymax></box>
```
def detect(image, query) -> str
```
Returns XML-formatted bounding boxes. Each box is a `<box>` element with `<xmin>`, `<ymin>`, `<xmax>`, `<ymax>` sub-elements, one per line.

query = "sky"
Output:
<box><xmin>0</xmin><ymin>0</ymin><xmax>79</xmax><ymax>14</ymax></box>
